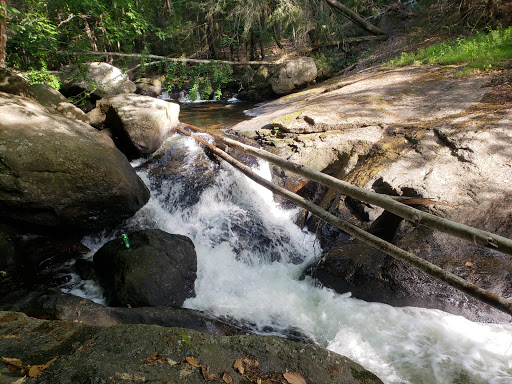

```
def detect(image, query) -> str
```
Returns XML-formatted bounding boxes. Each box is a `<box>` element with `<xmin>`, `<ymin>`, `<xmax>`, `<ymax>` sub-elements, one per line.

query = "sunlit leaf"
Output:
<box><xmin>233</xmin><ymin>359</ymin><xmax>244</xmax><ymax>375</ymax></box>
<box><xmin>201</xmin><ymin>364</ymin><xmax>220</xmax><ymax>381</ymax></box>
<box><xmin>283</xmin><ymin>372</ymin><xmax>307</xmax><ymax>384</ymax></box>
<box><xmin>1</xmin><ymin>357</ymin><xmax>24</xmax><ymax>369</ymax></box>
<box><xmin>223</xmin><ymin>372</ymin><xmax>233</xmax><ymax>383</ymax></box>
<box><xmin>185</xmin><ymin>356</ymin><xmax>201</xmax><ymax>367</ymax></box>
<box><xmin>28</xmin><ymin>357</ymin><xmax>58</xmax><ymax>378</ymax></box>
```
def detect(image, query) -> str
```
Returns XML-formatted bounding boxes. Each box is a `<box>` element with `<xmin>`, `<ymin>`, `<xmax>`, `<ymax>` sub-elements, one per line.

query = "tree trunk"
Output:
<box><xmin>249</xmin><ymin>28</ymin><xmax>257</xmax><ymax>61</ymax></box>
<box><xmin>259</xmin><ymin>15</ymin><xmax>266</xmax><ymax>60</ymax></box>
<box><xmin>272</xmin><ymin>24</ymin><xmax>283</xmax><ymax>50</ymax></box>
<box><xmin>207</xmin><ymin>16</ymin><xmax>219</xmax><ymax>59</ymax></box>
<box><xmin>325</xmin><ymin>0</ymin><xmax>386</xmax><ymax>35</ymax></box>
<box><xmin>59</xmin><ymin>50</ymin><xmax>277</xmax><ymax>66</ymax></box>
<box><xmin>0</xmin><ymin>0</ymin><xmax>7</xmax><ymax>68</ymax></box>
<box><xmin>82</xmin><ymin>17</ymin><xmax>98</xmax><ymax>51</ymax></box>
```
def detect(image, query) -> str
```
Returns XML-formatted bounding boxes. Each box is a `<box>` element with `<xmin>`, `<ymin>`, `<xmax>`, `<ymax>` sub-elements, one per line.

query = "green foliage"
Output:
<box><xmin>387</xmin><ymin>26</ymin><xmax>512</xmax><ymax>73</ymax></box>
<box><xmin>7</xmin><ymin>8</ymin><xmax>58</xmax><ymax>70</ymax></box>
<box><xmin>313</xmin><ymin>51</ymin><xmax>345</xmax><ymax>78</ymax></box>
<box><xmin>189</xmin><ymin>79</ymin><xmax>200</xmax><ymax>101</ymax></box>
<box><xmin>4</xmin><ymin>0</ymin><xmax>393</xmax><ymax>98</ymax></box>
<box><xmin>0</xmin><ymin>4</ymin><xmax>21</xmax><ymax>21</ymax></box>
<box><xmin>164</xmin><ymin>61</ymin><xmax>232</xmax><ymax>101</ymax></box>
<box><xmin>25</xmin><ymin>63</ymin><xmax>61</xmax><ymax>89</ymax></box>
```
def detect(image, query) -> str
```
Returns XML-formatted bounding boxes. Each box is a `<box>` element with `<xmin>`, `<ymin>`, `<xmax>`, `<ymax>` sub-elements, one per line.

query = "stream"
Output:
<box><xmin>65</xmin><ymin>102</ymin><xmax>512</xmax><ymax>384</ymax></box>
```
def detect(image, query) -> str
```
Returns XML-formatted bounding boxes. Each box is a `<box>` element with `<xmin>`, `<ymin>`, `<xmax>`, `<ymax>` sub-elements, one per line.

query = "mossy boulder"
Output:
<box><xmin>0</xmin><ymin>311</ymin><xmax>383</xmax><ymax>384</ymax></box>
<box><xmin>0</xmin><ymin>68</ymin><xmax>33</xmax><ymax>98</ymax></box>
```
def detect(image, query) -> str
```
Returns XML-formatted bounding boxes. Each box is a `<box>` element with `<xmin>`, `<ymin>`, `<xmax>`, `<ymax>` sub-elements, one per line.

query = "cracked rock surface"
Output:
<box><xmin>230</xmin><ymin>66</ymin><xmax>512</xmax><ymax>322</ymax></box>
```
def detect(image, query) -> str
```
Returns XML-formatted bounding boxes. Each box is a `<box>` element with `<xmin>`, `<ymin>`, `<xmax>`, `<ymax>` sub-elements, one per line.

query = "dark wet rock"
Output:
<box><xmin>135</xmin><ymin>77</ymin><xmax>162</xmax><ymax>97</ymax></box>
<box><xmin>93</xmin><ymin>229</ymin><xmax>197</xmax><ymax>308</ymax></box>
<box><xmin>0</xmin><ymin>232</ymin><xmax>15</xmax><ymax>268</ymax></box>
<box><xmin>0</xmin><ymin>310</ymin><xmax>383</xmax><ymax>384</ymax></box>
<box><xmin>97</xmin><ymin>93</ymin><xmax>180</xmax><ymax>159</ymax></box>
<box><xmin>0</xmin><ymin>68</ymin><xmax>33</xmax><ymax>98</ymax></box>
<box><xmin>0</xmin><ymin>92</ymin><xmax>150</xmax><ymax>231</ymax></box>
<box><xmin>73</xmin><ymin>258</ymin><xmax>96</xmax><ymax>281</ymax></box>
<box><xmin>139</xmin><ymin>134</ymin><xmax>220</xmax><ymax>208</ymax></box>
<box><xmin>18</xmin><ymin>290</ymin><xmax>245</xmax><ymax>336</ymax></box>
<box><xmin>59</xmin><ymin>62</ymin><xmax>136</xmax><ymax>99</ymax></box>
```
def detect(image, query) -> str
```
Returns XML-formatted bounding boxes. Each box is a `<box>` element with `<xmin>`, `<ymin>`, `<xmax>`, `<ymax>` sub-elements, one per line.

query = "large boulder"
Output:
<box><xmin>270</xmin><ymin>57</ymin><xmax>317</xmax><ymax>95</ymax></box>
<box><xmin>59</xmin><ymin>62</ymin><xmax>136</xmax><ymax>99</ymax></box>
<box><xmin>135</xmin><ymin>77</ymin><xmax>163</xmax><ymax>97</ymax></box>
<box><xmin>313</xmin><ymin>111</ymin><xmax>512</xmax><ymax>322</ymax></box>
<box><xmin>1</xmin><ymin>290</ymin><xmax>244</xmax><ymax>336</ymax></box>
<box><xmin>0</xmin><ymin>68</ymin><xmax>33</xmax><ymax>98</ymax></box>
<box><xmin>93</xmin><ymin>229</ymin><xmax>197</xmax><ymax>308</ymax></box>
<box><xmin>231</xmin><ymin>66</ymin><xmax>511</xmax><ymax>322</ymax></box>
<box><xmin>0</xmin><ymin>92</ymin><xmax>150</xmax><ymax>230</ymax></box>
<box><xmin>0</xmin><ymin>311</ymin><xmax>382</xmax><ymax>384</ymax></box>
<box><xmin>97</xmin><ymin>93</ymin><xmax>180</xmax><ymax>159</ymax></box>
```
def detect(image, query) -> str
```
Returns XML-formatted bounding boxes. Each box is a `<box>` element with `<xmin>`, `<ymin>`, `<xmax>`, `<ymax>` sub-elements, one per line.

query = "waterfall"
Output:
<box><xmin>75</xmin><ymin>133</ymin><xmax>512</xmax><ymax>384</ymax></box>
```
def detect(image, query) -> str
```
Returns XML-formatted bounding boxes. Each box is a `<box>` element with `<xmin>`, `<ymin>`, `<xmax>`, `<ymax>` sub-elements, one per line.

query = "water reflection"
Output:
<box><xmin>178</xmin><ymin>101</ymin><xmax>257</xmax><ymax>130</ymax></box>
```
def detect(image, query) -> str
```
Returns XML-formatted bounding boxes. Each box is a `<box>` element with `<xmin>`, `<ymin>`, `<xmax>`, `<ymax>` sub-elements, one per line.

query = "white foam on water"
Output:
<box><xmin>76</xmin><ymin>134</ymin><xmax>512</xmax><ymax>383</ymax></box>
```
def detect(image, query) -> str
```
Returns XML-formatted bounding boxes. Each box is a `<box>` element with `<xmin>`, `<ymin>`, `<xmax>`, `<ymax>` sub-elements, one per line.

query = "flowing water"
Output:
<box><xmin>67</xmin><ymin>103</ymin><xmax>512</xmax><ymax>384</ymax></box>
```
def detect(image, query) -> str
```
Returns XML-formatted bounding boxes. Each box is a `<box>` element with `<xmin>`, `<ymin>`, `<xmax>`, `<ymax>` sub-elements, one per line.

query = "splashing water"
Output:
<box><xmin>77</xmin><ymin>134</ymin><xmax>512</xmax><ymax>384</ymax></box>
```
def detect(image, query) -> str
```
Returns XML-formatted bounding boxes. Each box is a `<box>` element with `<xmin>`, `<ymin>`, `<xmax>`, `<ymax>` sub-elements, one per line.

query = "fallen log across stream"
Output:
<box><xmin>176</xmin><ymin>125</ymin><xmax>512</xmax><ymax>316</ymax></box>
<box><xmin>182</xmin><ymin>123</ymin><xmax>512</xmax><ymax>258</ymax></box>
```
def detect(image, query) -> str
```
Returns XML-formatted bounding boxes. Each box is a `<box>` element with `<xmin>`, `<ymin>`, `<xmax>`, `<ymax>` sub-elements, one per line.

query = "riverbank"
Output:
<box><xmin>228</xmin><ymin>64</ymin><xmax>512</xmax><ymax>323</ymax></box>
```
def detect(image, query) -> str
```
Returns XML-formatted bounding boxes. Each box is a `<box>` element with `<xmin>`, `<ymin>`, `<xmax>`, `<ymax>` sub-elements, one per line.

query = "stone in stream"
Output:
<box><xmin>269</xmin><ymin>57</ymin><xmax>318</xmax><ymax>95</ymax></box>
<box><xmin>95</xmin><ymin>93</ymin><xmax>180</xmax><ymax>159</ymax></box>
<box><xmin>93</xmin><ymin>229</ymin><xmax>197</xmax><ymax>308</ymax></box>
<box><xmin>59</xmin><ymin>62</ymin><xmax>137</xmax><ymax>99</ymax></box>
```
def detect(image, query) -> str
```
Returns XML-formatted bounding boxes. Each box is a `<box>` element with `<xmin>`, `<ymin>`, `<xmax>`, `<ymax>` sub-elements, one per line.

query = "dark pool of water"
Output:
<box><xmin>178</xmin><ymin>101</ymin><xmax>257</xmax><ymax>130</ymax></box>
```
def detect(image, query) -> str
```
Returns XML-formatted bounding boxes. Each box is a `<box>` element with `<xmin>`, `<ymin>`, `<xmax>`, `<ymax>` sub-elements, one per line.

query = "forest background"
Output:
<box><xmin>0</xmin><ymin>0</ymin><xmax>509</xmax><ymax>97</ymax></box>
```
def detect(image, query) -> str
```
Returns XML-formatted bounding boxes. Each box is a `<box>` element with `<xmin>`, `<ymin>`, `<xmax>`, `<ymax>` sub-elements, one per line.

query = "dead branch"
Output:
<box><xmin>183</xmin><ymin>123</ymin><xmax>512</xmax><ymax>258</ymax></box>
<box><xmin>57</xmin><ymin>50</ymin><xmax>278</xmax><ymax>66</ymax></box>
<box><xmin>325</xmin><ymin>0</ymin><xmax>387</xmax><ymax>36</ymax></box>
<box><xmin>176</xmin><ymin>125</ymin><xmax>512</xmax><ymax>316</ymax></box>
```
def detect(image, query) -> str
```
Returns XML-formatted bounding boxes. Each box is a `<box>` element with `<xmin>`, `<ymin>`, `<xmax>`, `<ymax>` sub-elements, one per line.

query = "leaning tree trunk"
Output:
<box><xmin>207</xmin><ymin>16</ymin><xmax>219</xmax><ymax>59</ymax></box>
<box><xmin>325</xmin><ymin>0</ymin><xmax>386</xmax><ymax>35</ymax></box>
<box><xmin>0</xmin><ymin>0</ymin><xmax>7</xmax><ymax>68</ymax></box>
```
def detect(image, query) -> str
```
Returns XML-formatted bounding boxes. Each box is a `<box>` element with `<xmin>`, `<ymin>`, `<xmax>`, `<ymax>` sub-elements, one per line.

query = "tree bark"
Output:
<box><xmin>207</xmin><ymin>15</ymin><xmax>219</xmax><ymax>59</ymax></box>
<box><xmin>176</xmin><ymin>125</ymin><xmax>512</xmax><ymax>316</ymax></box>
<box><xmin>182</xmin><ymin>123</ymin><xmax>512</xmax><ymax>258</ymax></box>
<box><xmin>325</xmin><ymin>0</ymin><xmax>386</xmax><ymax>36</ymax></box>
<box><xmin>249</xmin><ymin>28</ymin><xmax>257</xmax><ymax>61</ymax></box>
<box><xmin>0</xmin><ymin>0</ymin><xmax>7</xmax><ymax>68</ymax></box>
<box><xmin>58</xmin><ymin>50</ymin><xmax>277</xmax><ymax>66</ymax></box>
